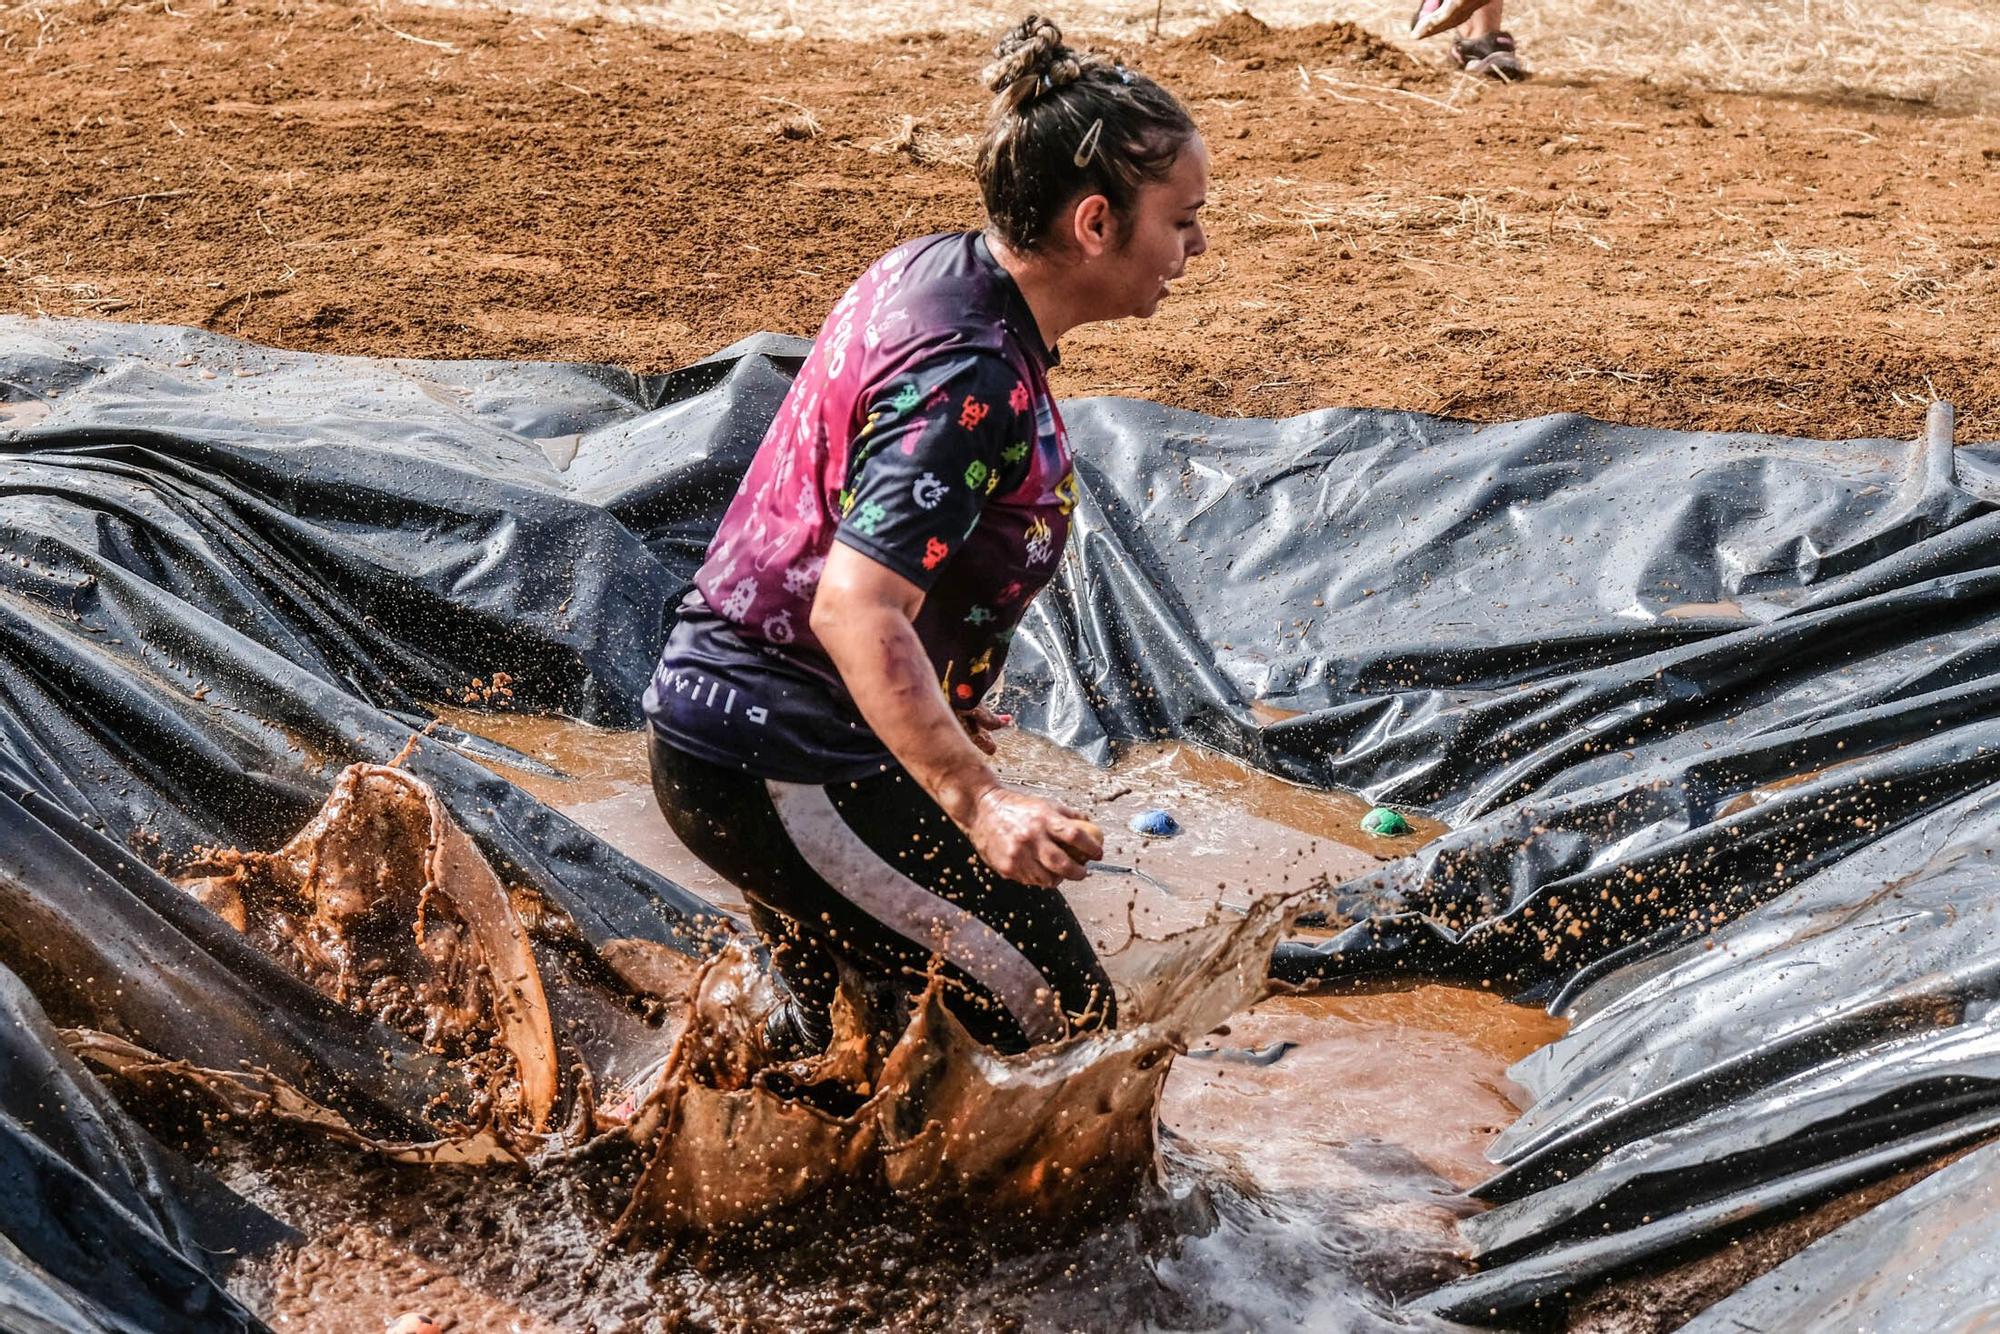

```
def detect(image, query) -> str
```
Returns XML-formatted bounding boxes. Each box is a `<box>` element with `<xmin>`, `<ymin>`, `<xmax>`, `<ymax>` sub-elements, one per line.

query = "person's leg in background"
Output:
<box><xmin>1453</xmin><ymin>1</ymin><xmax>1528</xmax><ymax>79</ymax></box>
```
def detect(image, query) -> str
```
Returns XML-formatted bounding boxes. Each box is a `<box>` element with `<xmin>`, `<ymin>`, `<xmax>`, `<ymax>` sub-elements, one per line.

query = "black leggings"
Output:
<box><xmin>648</xmin><ymin>733</ymin><xmax>1115</xmax><ymax>1053</ymax></box>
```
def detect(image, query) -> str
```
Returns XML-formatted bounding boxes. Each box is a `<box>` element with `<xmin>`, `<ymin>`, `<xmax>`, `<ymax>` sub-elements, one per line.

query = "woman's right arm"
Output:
<box><xmin>810</xmin><ymin>543</ymin><xmax>1102</xmax><ymax>889</ymax></box>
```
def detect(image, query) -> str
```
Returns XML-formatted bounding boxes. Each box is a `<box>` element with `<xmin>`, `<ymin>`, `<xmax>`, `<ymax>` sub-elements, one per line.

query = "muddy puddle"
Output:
<box><xmin>424</xmin><ymin>706</ymin><xmax>1445</xmax><ymax>943</ymax></box>
<box><xmin>0</xmin><ymin>397</ymin><xmax>53</xmax><ymax>430</ymax></box>
<box><xmin>185</xmin><ymin>710</ymin><xmax>1562</xmax><ymax>1333</ymax></box>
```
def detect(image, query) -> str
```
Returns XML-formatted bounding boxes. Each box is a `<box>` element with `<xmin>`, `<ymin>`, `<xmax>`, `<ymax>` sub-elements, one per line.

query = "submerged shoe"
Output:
<box><xmin>763</xmin><ymin>1000</ymin><xmax>833</xmax><ymax>1062</ymax></box>
<box><xmin>1451</xmin><ymin>31</ymin><xmax>1528</xmax><ymax>80</ymax></box>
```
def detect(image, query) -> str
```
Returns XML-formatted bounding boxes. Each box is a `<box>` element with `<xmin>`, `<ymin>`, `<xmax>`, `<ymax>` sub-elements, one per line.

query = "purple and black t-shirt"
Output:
<box><xmin>643</xmin><ymin>232</ymin><xmax>1078</xmax><ymax>783</ymax></box>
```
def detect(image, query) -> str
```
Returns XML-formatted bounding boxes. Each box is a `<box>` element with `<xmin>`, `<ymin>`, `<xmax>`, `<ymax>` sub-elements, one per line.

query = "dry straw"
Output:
<box><xmin>392</xmin><ymin>0</ymin><xmax>1999</xmax><ymax>113</ymax></box>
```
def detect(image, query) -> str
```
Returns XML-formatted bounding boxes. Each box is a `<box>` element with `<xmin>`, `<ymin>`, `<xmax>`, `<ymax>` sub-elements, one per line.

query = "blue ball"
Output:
<box><xmin>1129</xmin><ymin>808</ymin><xmax>1182</xmax><ymax>838</ymax></box>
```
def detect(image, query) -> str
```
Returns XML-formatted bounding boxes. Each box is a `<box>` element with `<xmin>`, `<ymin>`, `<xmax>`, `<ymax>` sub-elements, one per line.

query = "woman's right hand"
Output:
<box><xmin>967</xmin><ymin>787</ymin><xmax>1104</xmax><ymax>888</ymax></box>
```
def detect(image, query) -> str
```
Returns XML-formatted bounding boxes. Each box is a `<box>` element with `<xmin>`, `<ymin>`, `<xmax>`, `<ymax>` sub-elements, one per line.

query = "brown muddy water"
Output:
<box><xmin>205</xmin><ymin>712</ymin><xmax>1561</xmax><ymax>1333</ymax></box>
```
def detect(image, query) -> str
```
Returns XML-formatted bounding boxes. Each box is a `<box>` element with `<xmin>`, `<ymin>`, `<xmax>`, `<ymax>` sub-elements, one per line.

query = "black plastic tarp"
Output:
<box><xmin>1408</xmin><ymin>785</ymin><xmax>2000</xmax><ymax>1324</ymax></box>
<box><xmin>0</xmin><ymin>960</ymin><xmax>280</xmax><ymax>1332</ymax></box>
<box><xmin>1014</xmin><ymin>397</ymin><xmax>2000</xmax><ymax>995</ymax></box>
<box><xmin>1003</xmin><ymin>385</ymin><xmax>2000</xmax><ymax>1324</ymax></box>
<box><xmin>5</xmin><ymin>315</ymin><xmax>1999</xmax><ymax>1328</ymax></box>
<box><xmin>1681</xmin><ymin>1135</ymin><xmax>2000</xmax><ymax>1332</ymax></box>
<box><xmin>0</xmin><ymin>317</ymin><xmax>751</xmax><ymax>1312</ymax></box>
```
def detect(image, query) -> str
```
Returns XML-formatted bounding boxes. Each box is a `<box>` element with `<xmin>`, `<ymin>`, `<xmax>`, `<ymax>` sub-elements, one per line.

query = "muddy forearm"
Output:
<box><xmin>816</xmin><ymin>602</ymin><xmax>998</xmax><ymax>827</ymax></box>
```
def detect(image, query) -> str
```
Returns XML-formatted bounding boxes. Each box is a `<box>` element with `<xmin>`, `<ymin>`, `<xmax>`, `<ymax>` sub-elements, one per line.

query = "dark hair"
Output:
<box><xmin>977</xmin><ymin>16</ymin><xmax>1198</xmax><ymax>252</ymax></box>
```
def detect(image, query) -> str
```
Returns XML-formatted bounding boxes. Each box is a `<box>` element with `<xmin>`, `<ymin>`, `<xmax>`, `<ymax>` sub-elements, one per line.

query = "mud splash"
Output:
<box><xmin>108</xmin><ymin>723</ymin><xmax>1564</xmax><ymax>1329</ymax></box>
<box><xmin>143</xmin><ymin>750</ymin><xmax>1298</xmax><ymax>1240</ymax></box>
<box><xmin>620</xmin><ymin>888</ymin><xmax>1290</xmax><ymax>1241</ymax></box>
<box><xmin>179</xmin><ymin>763</ymin><xmax>562</xmax><ymax>1136</ymax></box>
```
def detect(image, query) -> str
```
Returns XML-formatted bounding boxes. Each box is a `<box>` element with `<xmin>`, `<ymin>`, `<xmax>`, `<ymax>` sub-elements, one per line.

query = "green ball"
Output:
<box><xmin>1361</xmin><ymin>806</ymin><xmax>1410</xmax><ymax>837</ymax></box>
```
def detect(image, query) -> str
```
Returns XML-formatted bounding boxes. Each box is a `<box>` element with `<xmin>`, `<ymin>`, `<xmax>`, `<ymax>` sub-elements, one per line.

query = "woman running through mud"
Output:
<box><xmin>644</xmin><ymin>16</ymin><xmax>1208</xmax><ymax>1056</ymax></box>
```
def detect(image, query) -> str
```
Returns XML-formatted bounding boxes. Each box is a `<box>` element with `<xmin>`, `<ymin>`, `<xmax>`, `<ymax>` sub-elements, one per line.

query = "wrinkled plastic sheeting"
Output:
<box><xmin>1003</xmin><ymin>395</ymin><xmax>2000</xmax><ymax>1320</ymax></box>
<box><xmin>1028</xmin><ymin>398</ymin><xmax>1996</xmax><ymax>795</ymax></box>
<box><xmin>0</xmin><ymin>319</ymin><xmax>752</xmax><ymax>1309</ymax></box>
<box><xmin>0</xmin><ymin>317</ymin><xmax>738</xmax><ymax>937</ymax></box>
<box><xmin>0</xmin><ymin>961</ymin><xmax>280</xmax><ymax>1332</ymax></box>
<box><xmin>1407</xmin><ymin>784</ymin><xmax>2000</xmax><ymax>1325</ymax></box>
<box><xmin>1681</xmin><ymin>1136</ymin><xmax>2000</xmax><ymax>1333</ymax></box>
<box><xmin>1017</xmin><ymin>400</ymin><xmax>1999</xmax><ymax>992</ymax></box>
<box><xmin>10</xmin><ymin>317</ymin><xmax>2000</xmax><ymax>1321</ymax></box>
<box><xmin>0</xmin><ymin>317</ymin><xmax>783</xmax><ymax>727</ymax></box>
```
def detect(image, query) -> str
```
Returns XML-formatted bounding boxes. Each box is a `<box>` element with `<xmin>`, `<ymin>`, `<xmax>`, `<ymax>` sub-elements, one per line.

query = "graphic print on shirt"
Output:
<box><xmin>783</xmin><ymin>554</ymin><xmax>825</xmax><ymax>596</ymax></box>
<box><xmin>1053</xmin><ymin>470</ymin><xmax>1080</xmax><ymax>516</ymax></box>
<box><xmin>655</xmin><ymin>231</ymin><xmax>1076</xmax><ymax>783</ymax></box>
<box><xmin>833</xmin><ymin>353</ymin><xmax>1037</xmax><ymax>595</ymax></box>
<box><xmin>1024</xmin><ymin>516</ymin><xmax>1055</xmax><ymax>567</ymax></box>
<box><xmin>851</xmin><ymin>500</ymin><xmax>887</xmax><ymax>535</ymax></box>
<box><xmin>720</xmin><ymin>578</ymin><xmax>759</xmax><ymax>619</ymax></box>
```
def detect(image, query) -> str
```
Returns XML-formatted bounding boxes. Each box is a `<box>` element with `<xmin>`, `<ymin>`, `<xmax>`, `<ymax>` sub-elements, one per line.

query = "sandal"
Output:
<box><xmin>1451</xmin><ymin>31</ymin><xmax>1528</xmax><ymax>80</ymax></box>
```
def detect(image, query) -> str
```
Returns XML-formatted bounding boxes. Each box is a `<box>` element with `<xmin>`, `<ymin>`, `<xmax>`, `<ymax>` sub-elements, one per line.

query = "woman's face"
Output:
<box><xmin>1104</xmin><ymin>135</ymin><xmax>1210</xmax><ymax>320</ymax></box>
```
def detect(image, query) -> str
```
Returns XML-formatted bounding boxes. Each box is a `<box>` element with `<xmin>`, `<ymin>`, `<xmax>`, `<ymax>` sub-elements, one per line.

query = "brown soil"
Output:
<box><xmin>3</xmin><ymin>2</ymin><xmax>1996</xmax><ymax>440</ymax></box>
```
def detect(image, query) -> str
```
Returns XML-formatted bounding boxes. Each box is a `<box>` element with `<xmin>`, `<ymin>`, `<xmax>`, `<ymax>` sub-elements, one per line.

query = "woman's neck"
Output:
<box><xmin>985</xmin><ymin>231</ymin><xmax>1097</xmax><ymax>353</ymax></box>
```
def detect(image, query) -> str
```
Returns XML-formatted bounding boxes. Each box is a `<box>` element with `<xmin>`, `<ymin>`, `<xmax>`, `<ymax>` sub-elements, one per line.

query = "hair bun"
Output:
<box><xmin>983</xmin><ymin>15</ymin><xmax>1086</xmax><ymax>108</ymax></box>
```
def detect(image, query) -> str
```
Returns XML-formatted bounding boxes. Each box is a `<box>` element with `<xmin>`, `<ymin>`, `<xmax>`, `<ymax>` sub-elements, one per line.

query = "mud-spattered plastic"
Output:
<box><xmin>4</xmin><ymin>317</ymin><xmax>1996</xmax><ymax>1324</ymax></box>
<box><xmin>0</xmin><ymin>960</ymin><xmax>281</xmax><ymax>1331</ymax></box>
<box><xmin>1014</xmin><ymin>390</ymin><xmax>1998</xmax><ymax>1323</ymax></box>
<box><xmin>1410</xmin><ymin>789</ymin><xmax>2000</xmax><ymax>1325</ymax></box>
<box><xmin>0</xmin><ymin>317</ymin><xmax>755</xmax><ymax>1315</ymax></box>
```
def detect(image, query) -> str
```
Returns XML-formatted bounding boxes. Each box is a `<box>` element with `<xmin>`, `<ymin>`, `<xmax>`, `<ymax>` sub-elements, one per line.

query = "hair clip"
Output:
<box><xmin>1072</xmin><ymin>117</ymin><xmax>1104</xmax><ymax>168</ymax></box>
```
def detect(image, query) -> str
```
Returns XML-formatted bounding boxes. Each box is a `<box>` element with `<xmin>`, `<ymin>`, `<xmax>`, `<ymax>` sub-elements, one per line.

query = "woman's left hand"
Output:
<box><xmin>959</xmin><ymin>705</ymin><xmax>1013</xmax><ymax>755</ymax></box>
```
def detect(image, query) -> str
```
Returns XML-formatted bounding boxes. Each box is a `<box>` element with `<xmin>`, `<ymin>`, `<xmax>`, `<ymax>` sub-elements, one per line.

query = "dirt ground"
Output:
<box><xmin>2</xmin><ymin>0</ymin><xmax>1996</xmax><ymax>441</ymax></box>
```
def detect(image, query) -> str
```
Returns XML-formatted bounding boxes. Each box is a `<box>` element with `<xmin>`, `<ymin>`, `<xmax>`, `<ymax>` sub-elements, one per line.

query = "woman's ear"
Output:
<box><xmin>1067</xmin><ymin>193</ymin><xmax>1119</xmax><ymax>259</ymax></box>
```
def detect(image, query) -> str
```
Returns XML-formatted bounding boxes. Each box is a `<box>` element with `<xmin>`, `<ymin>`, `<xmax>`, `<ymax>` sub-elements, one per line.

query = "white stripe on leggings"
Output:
<box><xmin>764</xmin><ymin>779</ymin><xmax>1067</xmax><ymax>1046</ymax></box>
